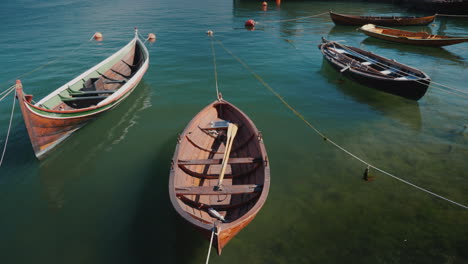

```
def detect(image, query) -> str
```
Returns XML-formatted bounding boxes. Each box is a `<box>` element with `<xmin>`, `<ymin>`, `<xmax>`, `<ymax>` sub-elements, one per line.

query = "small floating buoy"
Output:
<box><xmin>262</xmin><ymin>1</ymin><xmax>267</xmax><ymax>6</ymax></box>
<box><xmin>206</xmin><ymin>30</ymin><xmax>214</xmax><ymax>36</ymax></box>
<box><xmin>93</xmin><ymin>32</ymin><xmax>103</xmax><ymax>41</ymax></box>
<box><xmin>276</xmin><ymin>0</ymin><xmax>281</xmax><ymax>6</ymax></box>
<box><xmin>147</xmin><ymin>33</ymin><xmax>156</xmax><ymax>43</ymax></box>
<box><xmin>245</xmin><ymin>19</ymin><xmax>256</xmax><ymax>28</ymax></box>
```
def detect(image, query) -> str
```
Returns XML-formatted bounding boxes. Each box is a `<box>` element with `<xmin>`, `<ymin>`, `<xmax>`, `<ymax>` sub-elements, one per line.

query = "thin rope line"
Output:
<box><xmin>205</xmin><ymin>227</ymin><xmax>215</xmax><ymax>264</ymax></box>
<box><xmin>2</xmin><ymin>35</ymin><xmax>94</xmax><ymax>87</ymax></box>
<box><xmin>0</xmin><ymin>86</ymin><xmax>15</xmax><ymax>102</ymax></box>
<box><xmin>215</xmin><ymin>38</ymin><xmax>468</xmax><ymax>210</ymax></box>
<box><xmin>333</xmin><ymin>42</ymin><xmax>468</xmax><ymax>97</ymax></box>
<box><xmin>261</xmin><ymin>12</ymin><xmax>329</xmax><ymax>23</ymax></box>
<box><xmin>0</xmin><ymin>90</ymin><xmax>16</xmax><ymax>168</ymax></box>
<box><xmin>210</xmin><ymin>36</ymin><xmax>220</xmax><ymax>99</ymax></box>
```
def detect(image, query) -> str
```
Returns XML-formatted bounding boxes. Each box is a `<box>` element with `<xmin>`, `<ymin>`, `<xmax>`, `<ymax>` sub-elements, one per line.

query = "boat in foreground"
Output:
<box><xmin>318</xmin><ymin>38</ymin><xmax>431</xmax><ymax>100</ymax></box>
<box><xmin>329</xmin><ymin>11</ymin><xmax>436</xmax><ymax>26</ymax></box>
<box><xmin>169</xmin><ymin>95</ymin><xmax>270</xmax><ymax>255</ymax></box>
<box><xmin>16</xmin><ymin>29</ymin><xmax>149</xmax><ymax>159</ymax></box>
<box><xmin>359</xmin><ymin>24</ymin><xmax>468</xmax><ymax>46</ymax></box>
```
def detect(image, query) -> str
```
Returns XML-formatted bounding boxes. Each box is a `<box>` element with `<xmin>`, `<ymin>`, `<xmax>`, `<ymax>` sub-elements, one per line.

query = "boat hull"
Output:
<box><xmin>16</xmin><ymin>34</ymin><xmax>149</xmax><ymax>159</ymax></box>
<box><xmin>360</xmin><ymin>25</ymin><xmax>468</xmax><ymax>46</ymax></box>
<box><xmin>169</xmin><ymin>98</ymin><xmax>270</xmax><ymax>255</ymax></box>
<box><xmin>324</xmin><ymin>57</ymin><xmax>429</xmax><ymax>100</ymax></box>
<box><xmin>330</xmin><ymin>11</ymin><xmax>435</xmax><ymax>26</ymax></box>
<box><xmin>319</xmin><ymin>40</ymin><xmax>430</xmax><ymax>100</ymax></box>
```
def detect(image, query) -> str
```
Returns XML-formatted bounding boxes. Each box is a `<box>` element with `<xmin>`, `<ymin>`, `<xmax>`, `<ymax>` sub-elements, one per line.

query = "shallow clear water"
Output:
<box><xmin>0</xmin><ymin>0</ymin><xmax>467</xmax><ymax>263</ymax></box>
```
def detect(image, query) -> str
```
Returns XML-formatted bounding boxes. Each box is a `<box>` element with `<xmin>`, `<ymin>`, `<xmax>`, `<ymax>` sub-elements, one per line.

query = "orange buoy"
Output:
<box><xmin>262</xmin><ymin>1</ymin><xmax>267</xmax><ymax>6</ymax></box>
<box><xmin>206</xmin><ymin>30</ymin><xmax>214</xmax><ymax>36</ymax></box>
<box><xmin>276</xmin><ymin>0</ymin><xmax>281</xmax><ymax>6</ymax></box>
<box><xmin>93</xmin><ymin>32</ymin><xmax>103</xmax><ymax>41</ymax></box>
<box><xmin>147</xmin><ymin>33</ymin><xmax>156</xmax><ymax>43</ymax></box>
<box><xmin>245</xmin><ymin>19</ymin><xmax>256</xmax><ymax>27</ymax></box>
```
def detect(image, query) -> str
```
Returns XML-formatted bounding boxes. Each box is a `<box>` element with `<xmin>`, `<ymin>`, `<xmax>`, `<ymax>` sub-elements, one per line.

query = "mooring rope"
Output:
<box><xmin>209</xmin><ymin>35</ymin><xmax>221</xmax><ymax>99</ymax></box>
<box><xmin>260</xmin><ymin>11</ymin><xmax>329</xmax><ymax>23</ymax></box>
<box><xmin>0</xmin><ymin>90</ymin><xmax>16</xmax><ymax>168</ymax></box>
<box><xmin>0</xmin><ymin>34</ymin><xmax>96</xmax><ymax>90</ymax></box>
<box><xmin>0</xmin><ymin>85</ymin><xmax>15</xmax><ymax>102</ymax></box>
<box><xmin>214</xmin><ymin>37</ymin><xmax>468</xmax><ymax>210</ymax></box>
<box><xmin>333</xmin><ymin>42</ymin><xmax>468</xmax><ymax>98</ymax></box>
<box><xmin>205</xmin><ymin>226</ymin><xmax>216</xmax><ymax>264</ymax></box>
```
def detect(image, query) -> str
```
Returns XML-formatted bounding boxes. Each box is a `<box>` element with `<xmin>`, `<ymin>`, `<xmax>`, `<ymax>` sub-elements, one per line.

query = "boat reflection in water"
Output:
<box><xmin>320</xmin><ymin>60</ymin><xmax>422</xmax><ymax>131</ymax></box>
<box><xmin>39</xmin><ymin>82</ymin><xmax>151</xmax><ymax>209</ymax></box>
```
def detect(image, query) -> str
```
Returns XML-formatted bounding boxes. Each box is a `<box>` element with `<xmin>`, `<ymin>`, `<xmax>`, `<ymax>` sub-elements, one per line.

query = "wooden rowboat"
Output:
<box><xmin>329</xmin><ymin>11</ymin><xmax>436</xmax><ymax>26</ymax></box>
<box><xmin>169</xmin><ymin>95</ymin><xmax>270</xmax><ymax>255</ymax></box>
<box><xmin>319</xmin><ymin>38</ymin><xmax>431</xmax><ymax>100</ymax></box>
<box><xmin>16</xmin><ymin>29</ymin><xmax>149</xmax><ymax>159</ymax></box>
<box><xmin>360</xmin><ymin>24</ymin><xmax>468</xmax><ymax>46</ymax></box>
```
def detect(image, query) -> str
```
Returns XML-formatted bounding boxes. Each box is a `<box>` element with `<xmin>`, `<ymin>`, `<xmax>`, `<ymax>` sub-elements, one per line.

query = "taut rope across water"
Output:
<box><xmin>211</xmin><ymin>36</ymin><xmax>468</xmax><ymax>210</ymax></box>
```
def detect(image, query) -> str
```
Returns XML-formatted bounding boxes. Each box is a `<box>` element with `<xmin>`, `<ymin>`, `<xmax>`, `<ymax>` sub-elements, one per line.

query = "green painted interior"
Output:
<box><xmin>41</xmin><ymin>42</ymin><xmax>135</xmax><ymax>109</ymax></box>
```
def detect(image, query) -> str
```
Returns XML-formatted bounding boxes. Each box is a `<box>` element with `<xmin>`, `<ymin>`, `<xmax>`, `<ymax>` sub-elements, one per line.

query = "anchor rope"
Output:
<box><xmin>0</xmin><ymin>90</ymin><xmax>16</xmax><ymax>168</ymax></box>
<box><xmin>332</xmin><ymin>42</ymin><xmax>468</xmax><ymax>98</ymax></box>
<box><xmin>260</xmin><ymin>11</ymin><xmax>329</xmax><ymax>23</ymax></box>
<box><xmin>209</xmin><ymin>36</ymin><xmax>220</xmax><ymax>99</ymax></box>
<box><xmin>0</xmin><ymin>86</ymin><xmax>15</xmax><ymax>102</ymax></box>
<box><xmin>0</xmin><ymin>34</ymin><xmax>96</xmax><ymax>91</ymax></box>
<box><xmin>213</xmin><ymin>37</ymin><xmax>468</xmax><ymax>210</ymax></box>
<box><xmin>205</xmin><ymin>226</ymin><xmax>216</xmax><ymax>264</ymax></box>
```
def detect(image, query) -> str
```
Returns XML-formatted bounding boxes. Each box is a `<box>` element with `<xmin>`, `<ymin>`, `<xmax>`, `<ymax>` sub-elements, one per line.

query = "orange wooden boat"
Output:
<box><xmin>16</xmin><ymin>29</ymin><xmax>149</xmax><ymax>159</ymax></box>
<box><xmin>330</xmin><ymin>11</ymin><xmax>436</xmax><ymax>26</ymax></box>
<box><xmin>360</xmin><ymin>24</ymin><xmax>468</xmax><ymax>46</ymax></box>
<box><xmin>169</xmin><ymin>95</ymin><xmax>270</xmax><ymax>255</ymax></box>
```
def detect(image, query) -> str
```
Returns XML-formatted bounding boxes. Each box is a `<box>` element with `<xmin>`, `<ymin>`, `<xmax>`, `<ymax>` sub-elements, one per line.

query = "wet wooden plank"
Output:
<box><xmin>176</xmin><ymin>184</ymin><xmax>263</xmax><ymax>195</ymax></box>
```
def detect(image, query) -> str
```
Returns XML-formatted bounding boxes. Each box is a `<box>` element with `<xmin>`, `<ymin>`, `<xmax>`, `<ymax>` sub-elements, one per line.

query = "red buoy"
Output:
<box><xmin>262</xmin><ymin>1</ymin><xmax>267</xmax><ymax>6</ymax></box>
<box><xmin>276</xmin><ymin>0</ymin><xmax>281</xmax><ymax>6</ymax></box>
<box><xmin>245</xmin><ymin>19</ymin><xmax>256</xmax><ymax>27</ymax></box>
<box><xmin>93</xmin><ymin>32</ymin><xmax>103</xmax><ymax>41</ymax></box>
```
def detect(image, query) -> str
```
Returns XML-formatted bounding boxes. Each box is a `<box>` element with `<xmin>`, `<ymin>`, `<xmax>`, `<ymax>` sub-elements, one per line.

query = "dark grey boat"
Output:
<box><xmin>318</xmin><ymin>38</ymin><xmax>431</xmax><ymax>100</ymax></box>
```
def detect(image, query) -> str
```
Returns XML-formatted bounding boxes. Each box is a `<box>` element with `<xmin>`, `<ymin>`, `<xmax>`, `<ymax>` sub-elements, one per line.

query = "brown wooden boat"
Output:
<box><xmin>16</xmin><ymin>29</ymin><xmax>149</xmax><ymax>159</ymax></box>
<box><xmin>330</xmin><ymin>11</ymin><xmax>436</xmax><ymax>26</ymax></box>
<box><xmin>169</xmin><ymin>95</ymin><xmax>270</xmax><ymax>255</ymax></box>
<box><xmin>360</xmin><ymin>24</ymin><xmax>468</xmax><ymax>46</ymax></box>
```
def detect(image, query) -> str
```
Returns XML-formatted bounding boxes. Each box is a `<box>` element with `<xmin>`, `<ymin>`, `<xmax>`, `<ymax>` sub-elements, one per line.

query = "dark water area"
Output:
<box><xmin>0</xmin><ymin>0</ymin><xmax>467</xmax><ymax>263</ymax></box>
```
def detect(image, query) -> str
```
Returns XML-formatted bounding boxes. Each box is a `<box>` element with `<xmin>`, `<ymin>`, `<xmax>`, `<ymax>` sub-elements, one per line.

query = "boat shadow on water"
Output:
<box><xmin>38</xmin><ymin>81</ymin><xmax>152</xmax><ymax>209</ymax></box>
<box><xmin>38</xmin><ymin>80</ymin><xmax>203</xmax><ymax>262</ymax></box>
<box><xmin>319</xmin><ymin>59</ymin><xmax>422</xmax><ymax>131</ymax></box>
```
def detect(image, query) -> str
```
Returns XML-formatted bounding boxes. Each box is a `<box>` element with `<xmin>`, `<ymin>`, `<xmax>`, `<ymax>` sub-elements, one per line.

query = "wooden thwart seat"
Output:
<box><xmin>178</xmin><ymin>157</ymin><xmax>262</xmax><ymax>165</ymax></box>
<box><xmin>68</xmin><ymin>89</ymin><xmax>117</xmax><ymax>96</ymax></box>
<box><xmin>60</xmin><ymin>95</ymin><xmax>108</xmax><ymax>102</ymax></box>
<box><xmin>175</xmin><ymin>184</ymin><xmax>263</xmax><ymax>195</ymax></box>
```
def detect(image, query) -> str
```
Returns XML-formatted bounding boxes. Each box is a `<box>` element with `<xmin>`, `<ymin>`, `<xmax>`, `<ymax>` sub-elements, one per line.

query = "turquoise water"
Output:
<box><xmin>0</xmin><ymin>0</ymin><xmax>467</xmax><ymax>263</ymax></box>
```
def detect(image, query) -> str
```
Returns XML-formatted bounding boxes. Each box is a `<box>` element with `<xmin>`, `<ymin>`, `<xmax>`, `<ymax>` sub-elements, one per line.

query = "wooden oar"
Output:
<box><xmin>216</xmin><ymin>123</ymin><xmax>238</xmax><ymax>189</ymax></box>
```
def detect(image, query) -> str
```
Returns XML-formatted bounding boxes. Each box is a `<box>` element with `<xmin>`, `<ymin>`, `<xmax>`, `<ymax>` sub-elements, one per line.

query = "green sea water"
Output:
<box><xmin>0</xmin><ymin>0</ymin><xmax>467</xmax><ymax>263</ymax></box>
